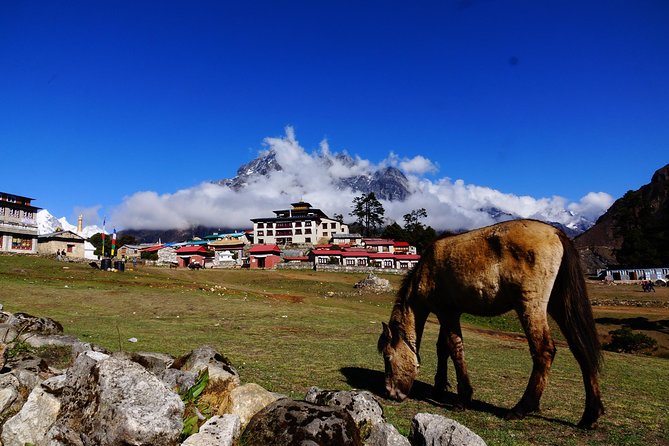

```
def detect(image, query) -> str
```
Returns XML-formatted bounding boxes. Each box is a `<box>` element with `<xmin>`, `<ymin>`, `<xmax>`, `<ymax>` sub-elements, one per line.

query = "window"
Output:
<box><xmin>331</xmin><ymin>223</ymin><xmax>337</xmax><ymax>229</ymax></box>
<box><xmin>357</xmin><ymin>258</ymin><xmax>366</xmax><ymax>266</ymax></box>
<box><xmin>257</xmin><ymin>222</ymin><xmax>264</xmax><ymax>228</ymax></box>
<box><xmin>266</xmin><ymin>222</ymin><xmax>273</xmax><ymax>228</ymax></box>
<box><xmin>346</xmin><ymin>258</ymin><xmax>355</xmax><ymax>266</ymax></box>
<box><xmin>295</xmin><ymin>229</ymin><xmax>302</xmax><ymax>235</ymax></box>
<box><xmin>318</xmin><ymin>256</ymin><xmax>328</xmax><ymax>264</ymax></box>
<box><xmin>67</xmin><ymin>244</ymin><xmax>74</xmax><ymax>253</ymax></box>
<box><xmin>258</xmin><ymin>239</ymin><xmax>264</xmax><ymax>244</ymax></box>
<box><xmin>267</xmin><ymin>230</ymin><xmax>273</xmax><ymax>236</ymax></box>
<box><xmin>257</xmin><ymin>230</ymin><xmax>264</xmax><ymax>236</ymax></box>
<box><xmin>383</xmin><ymin>259</ymin><xmax>394</xmax><ymax>268</ymax></box>
<box><xmin>277</xmin><ymin>222</ymin><xmax>291</xmax><ymax>228</ymax></box>
<box><xmin>305</xmin><ymin>237</ymin><xmax>311</xmax><ymax>243</ymax></box>
<box><xmin>305</xmin><ymin>221</ymin><xmax>312</xmax><ymax>226</ymax></box>
<box><xmin>294</xmin><ymin>221</ymin><xmax>302</xmax><ymax>227</ymax></box>
<box><xmin>305</xmin><ymin>229</ymin><xmax>312</xmax><ymax>234</ymax></box>
<box><xmin>323</xmin><ymin>232</ymin><xmax>328</xmax><ymax>237</ymax></box>
<box><xmin>11</xmin><ymin>236</ymin><xmax>32</xmax><ymax>250</ymax></box>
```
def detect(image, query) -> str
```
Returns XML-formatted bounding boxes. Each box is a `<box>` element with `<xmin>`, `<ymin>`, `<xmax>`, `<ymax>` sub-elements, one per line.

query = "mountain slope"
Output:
<box><xmin>575</xmin><ymin>163</ymin><xmax>669</xmax><ymax>270</ymax></box>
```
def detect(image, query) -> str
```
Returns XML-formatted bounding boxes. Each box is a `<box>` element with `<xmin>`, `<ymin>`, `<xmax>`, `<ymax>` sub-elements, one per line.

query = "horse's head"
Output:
<box><xmin>377</xmin><ymin>320</ymin><xmax>419</xmax><ymax>401</ymax></box>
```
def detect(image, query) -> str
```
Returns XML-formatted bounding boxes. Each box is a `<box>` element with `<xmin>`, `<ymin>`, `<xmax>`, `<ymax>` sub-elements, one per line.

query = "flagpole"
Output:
<box><xmin>102</xmin><ymin>218</ymin><xmax>106</xmax><ymax>258</ymax></box>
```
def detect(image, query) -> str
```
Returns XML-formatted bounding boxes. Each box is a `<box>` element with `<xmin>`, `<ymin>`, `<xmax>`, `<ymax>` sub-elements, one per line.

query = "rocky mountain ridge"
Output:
<box><xmin>575</xmin><ymin>163</ymin><xmax>669</xmax><ymax>271</ymax></box>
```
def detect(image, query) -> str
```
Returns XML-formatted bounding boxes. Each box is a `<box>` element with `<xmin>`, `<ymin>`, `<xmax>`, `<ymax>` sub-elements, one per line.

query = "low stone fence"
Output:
<box><xmin>0</xmin><ymin>309</ymin><xmax>487</xmax><ymax>446</ymax></box>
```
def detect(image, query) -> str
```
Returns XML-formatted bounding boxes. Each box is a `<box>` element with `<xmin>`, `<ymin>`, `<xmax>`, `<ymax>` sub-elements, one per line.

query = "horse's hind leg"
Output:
<box><xmin>506</xmin><ymin>308</ymin><xmax>556</xmax><ymax>420</ymax></box>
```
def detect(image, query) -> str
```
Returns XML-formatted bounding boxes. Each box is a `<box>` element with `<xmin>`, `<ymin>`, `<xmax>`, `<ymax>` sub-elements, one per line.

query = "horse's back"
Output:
<box><xmin>425</xmin><ymin>220</ymin><xmax>565</xmax><ymax>314</ymax></box>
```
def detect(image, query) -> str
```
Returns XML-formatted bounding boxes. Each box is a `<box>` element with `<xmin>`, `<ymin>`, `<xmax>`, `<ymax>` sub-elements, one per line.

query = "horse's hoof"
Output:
<box><xmin>505</xmin><ymin>410</ymin><xmax>526</xmax><ymax>421</ymax></box>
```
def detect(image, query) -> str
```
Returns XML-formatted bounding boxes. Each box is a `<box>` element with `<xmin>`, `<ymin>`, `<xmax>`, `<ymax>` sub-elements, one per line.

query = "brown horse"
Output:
<box><xmin>378</xmin><ymin>219</ymin><xmax>604</xmax><ymax>429</ymax></box>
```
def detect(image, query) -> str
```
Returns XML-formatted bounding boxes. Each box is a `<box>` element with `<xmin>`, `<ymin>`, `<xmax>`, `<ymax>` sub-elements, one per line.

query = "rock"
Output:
<box><xmin>160</xmin><ymin>368</ymin><xmax>197</xmax><ymax>393</ymax></box>
<box><xmin>1</xmin><ymin>382</ymin><xmax>62</xmax><ymax>446</ymax></box>
<box><xmin>181</xmin><ymin>414</ymin><xmax>241</xmax><ymax>446</ymax></box>
<box><xmin>409</xmin><ymin>413</ymin><xmax>487</xmax><ymax>446</ymax></box>
<box><xmin>225</xmin><ymin>383</ymin><xmax>283</xmax><ymax>428</ymax></box>
<box><xmin>0</xmin><ymin>342</ymin><xmax>7</xmax><ymax>370</ymax></box>
<box><xmin>171</xmin><ymin>345</ymin><xmax>240</xmax><ymax>386</ymax></box>
<box><xmin>113</xmin><ymin>350</ymin><xmax>174</xmax><ymax>375</ymax></box>
<box><xmin>0</xmin><ymin>373</ymin><xmax>20</xmax><ymax>415</ymax></box>
<box><xmin>45</xmin><ymin>353</ymin><xmax>184</xmax><ymax>446</ymax></box>
<box><xmin>354</xmin><ymin>274</ymin><xmax>392</xmax><ymax>292</ymax></box>
<box><xmin>305</xmin><ymin>387</ymin><xmax>385</xmax><ymax>436</ymax></box>
<box><xmin>8</xmin><ymin>312</ymin><xmax>64</xmax><ymax>337</ymax></box>
<box><xmin>241</xmin><ymin>398</ymin><xmax>362</xmax><ymax>446</ymax></box>
<box><xmin>7</xmin><ymin>355</ymin><xmax>52</xmax><ymax>390</ymax></box>
<box><xmin>365</xmin><ymin>422</ymin><xmax>410</xmax><ymax>446</ymax></box>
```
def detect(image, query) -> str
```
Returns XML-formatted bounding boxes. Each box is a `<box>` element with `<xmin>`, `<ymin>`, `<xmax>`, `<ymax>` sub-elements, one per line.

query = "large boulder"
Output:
<box><xmin>45</xmin><ymin>352</ymin><xmax>184</xmax><ymax>446</ymax></box>
<box><xmin>224</xmin><ymin>382</ymin><xmax>283</xmax><ymax>428</ymax></box>
<box><xmin>241</xmin><ymin>398</ymin><xmax>363</xmax><ymax>446</ymax></box>
<box><xmin>409</xmin><ymin>413</ymin><xmax>487</xmax><ymax>446</ymax></box>
<box><xmin>305</xmin><ymin>387</ymin><xmax>384</xmax><ymax>432</ymax></box>
<box><xmin>1</xmin><ymin>375</ymin><xmax>64</xmax><ymax>446</ymax></box>
<box><xmin>365</xmin><ymin>422</ymin><xmax>410</xmax><ymax>446</ymax></box>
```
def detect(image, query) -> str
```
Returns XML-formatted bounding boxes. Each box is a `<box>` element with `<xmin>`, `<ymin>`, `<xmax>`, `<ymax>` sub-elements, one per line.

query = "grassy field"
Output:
<box><xmin>1</xmin><ymin>254</ymin><xmax>667</xmax><ymax>446</ymax></box>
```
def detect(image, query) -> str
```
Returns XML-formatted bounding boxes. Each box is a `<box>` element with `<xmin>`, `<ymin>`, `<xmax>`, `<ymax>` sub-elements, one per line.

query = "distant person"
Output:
<box><xmin>56</xmin><ymin>249</ymin><xmax>61</xmax><ymax>261</ymax></box>
<box><xmin>132</xmin><ymin>256</ymin><xmax>137</xmax><ymax>269</ymax></box>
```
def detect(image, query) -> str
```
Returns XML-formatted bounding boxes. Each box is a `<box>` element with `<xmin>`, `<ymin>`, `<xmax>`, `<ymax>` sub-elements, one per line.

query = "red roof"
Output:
<box><xmin>394</xmin><ymin>241</ymin><xmax>410</xmax><ymax>247</ymax></box>
<box><xmin>311</xmin><ymin>249</ymin><xmax>343</xmax><ymax>256</ymax></box>
<box><xmin>141</xmin><ymin>245</ymin><xmax>164</xmax><ymax>252</ymax></box>
<box><xmin>249</xmin><ymin>244</ymin><xmax>281</xmax><ymax>254</ymax></box>
<box><xmin>364</xmin><ymin>239</ymin><xmax>395</xmax><ymax>246</ymax></box>
<box><xmin>176</xmin><ymin>246</ymin><xmax>209</xmax><ymax>254</ymax></box>
<box><xmin>283</xmin><ymin>256</ymin><xmax>309</xmax><ymax>262</ymax></box>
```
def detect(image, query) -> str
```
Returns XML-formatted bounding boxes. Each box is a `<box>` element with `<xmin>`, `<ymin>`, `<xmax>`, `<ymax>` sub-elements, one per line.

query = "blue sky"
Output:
<box><xmin>2</xmin><ymin>1</ymin><xmax>668</xmax><ymax>230</ymax></box>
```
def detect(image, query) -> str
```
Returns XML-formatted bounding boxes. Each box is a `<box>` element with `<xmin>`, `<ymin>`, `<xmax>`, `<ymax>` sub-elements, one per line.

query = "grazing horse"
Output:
<box><xmin>377</xmin><ymin>219</ymin><xmax>604</xmax><ymax>429</ymax></box>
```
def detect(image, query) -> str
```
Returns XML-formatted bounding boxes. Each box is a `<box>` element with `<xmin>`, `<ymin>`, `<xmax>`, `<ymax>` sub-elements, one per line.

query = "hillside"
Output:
<box><xmin>575</xmin><ymin>163</ymin><xmax>669</xmax><ymax>271</ymax></box>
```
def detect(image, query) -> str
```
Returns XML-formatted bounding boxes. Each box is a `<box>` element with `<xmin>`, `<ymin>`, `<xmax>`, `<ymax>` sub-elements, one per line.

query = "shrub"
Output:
<box><xmin>603</xmin><ymin>327</ymin><xmax>657</xmax><ymax>354</ymax></box>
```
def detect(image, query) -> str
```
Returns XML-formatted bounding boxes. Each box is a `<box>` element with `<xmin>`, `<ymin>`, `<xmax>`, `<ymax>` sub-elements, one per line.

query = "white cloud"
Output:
<box><xmin>399</xmin><ymin>155</ymin><xmax>438</xmax><ymax>175</ymax></box>
<box><xmin>109</xmin><ymin>128</ymin><xmax>613</xmax><ymax>231</ymax></box>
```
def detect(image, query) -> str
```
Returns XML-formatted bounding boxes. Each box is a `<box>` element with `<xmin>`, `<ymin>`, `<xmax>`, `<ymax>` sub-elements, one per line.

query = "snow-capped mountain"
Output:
<box><xmin>216</xmin><ymin>149</ymin><xmax>412</xmax><ymax>201</ymax></box>
<box><xmin>36</xmin><ymin>210</ymin><xmax>105</xmax><ymax>238</ymax></box>
<box><xmin>215</xmin><ymin>149</ymin><xmax>597</xmax><ymax>234</ymax></box>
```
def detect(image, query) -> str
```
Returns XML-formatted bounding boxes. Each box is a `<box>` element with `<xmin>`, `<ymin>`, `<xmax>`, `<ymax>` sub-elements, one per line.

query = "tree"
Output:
<box><xmin>403</xmin><ymin>208</ymin><xmax>427</xmax><ymax>233</ymax></box>
<box><xmin>350</xmin><ymin>192</ymin><xmax>385</xmax><ymax>237</ymax></box>
<box><xmin>402</xmin><ymin>208</ymin><xmax>436</xmax><ymax>253</ymax></box>
<box><xmin>332</xmin><ymin>213</ymin><xmax>344</xmax><ymax>223</ymax></box>
<box><xmin>382</xmin><ymin>222</ymin><xmax>408</xmax><ymax>242</ymax></box>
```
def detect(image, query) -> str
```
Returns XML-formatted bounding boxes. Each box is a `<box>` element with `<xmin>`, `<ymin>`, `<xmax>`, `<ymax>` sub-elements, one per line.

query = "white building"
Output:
<box><xmin>251</xmin><ymin>201</ymin><xmax>349</xmax><ymax>246</ymax></box>
<box><xmin>0</xmin><ymin>192</ymin><xmax>40</xmax><ymax>254</ymax></box>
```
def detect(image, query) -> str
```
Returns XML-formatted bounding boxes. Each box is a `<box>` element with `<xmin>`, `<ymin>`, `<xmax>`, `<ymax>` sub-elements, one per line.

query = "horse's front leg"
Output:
<box><xmin>433</xmin><ymin>325</ymin><xmax>452</xmax><ymax>401</ymax></box>
<box><xmin>440</xmin><ymin>314</ymin><xmax>473</xmax><ymax>408</ymax></box>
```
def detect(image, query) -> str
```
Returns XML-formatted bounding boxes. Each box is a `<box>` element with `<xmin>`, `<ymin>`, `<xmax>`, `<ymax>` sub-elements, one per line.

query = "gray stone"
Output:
<box><xmin>181</xmin><ymin>415</ymin><xmax>241</xmax><ymax>446</ymax></box>
<box><xmin>365</xmin><ymin>422</ymin><xmax>410</xmax><ymax>446</ymax></box>
<box><xmin>171</xmin><ymin>345</ymin><xmax>240</xmax><ymax>386</ymax></box>
<box><xmin>9</xmin><ymin>312</ymin><xmax>63</xmax><ymax>336</ymax></box>
<box><xmin>241</xmin><ymin>398</ymin><xmax>362</xmax><ymax>446</ymax></box>
<box><xmin>160</xmin><ymin>367</ymin><xmax>197</xmax><ymax>393</ymax></box>
<box><xmin>113</xmin><ymin>350</ymin><xmax>174</xmax><ymax>375</ymax></box>
<box><xmin>45</xmin><ymin>354</ymin><xmax>184</xmax><ymax>446</ymax></box>
<box><xmin>227</xmin><ymin>382</ymin><xmax>283</xmax><ymax>428</ymax></box>
<box><xmin>305</xmin><ymin>387</ymin><xmax>385</xmax><ymax>433</ymax></box>
<box><xmin>354</xmin><ymin>273</ymin><xmax>392</xmax><ymax>292</ymax></box>
<box><xmin>409</xmin><ymin>413</ymin><xmax>487</xmax><ymax>446</ymax></box>
<box><xmin>0</xmin><ymin>373</ymin><xmax>20</xmax><ymax>414</ymax></box>
<box><xmin>1</xmin><ymin>384</ymin><xmax>61</xmax><ymax>446</ymax></box>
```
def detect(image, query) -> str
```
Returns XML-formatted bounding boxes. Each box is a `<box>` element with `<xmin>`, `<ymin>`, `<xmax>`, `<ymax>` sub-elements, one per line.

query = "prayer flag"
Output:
<box><xmin>111</xmin><ymin>229</ymin><xmax>117</xmax><ymax>257</ymax></box>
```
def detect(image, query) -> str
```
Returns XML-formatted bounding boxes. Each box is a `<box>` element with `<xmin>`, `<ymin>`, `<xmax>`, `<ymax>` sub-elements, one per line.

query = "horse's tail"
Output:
<box><xmin>548</xmin><ymin>232</ymin><xmax>602</xmax><ymax>375</ymax></box>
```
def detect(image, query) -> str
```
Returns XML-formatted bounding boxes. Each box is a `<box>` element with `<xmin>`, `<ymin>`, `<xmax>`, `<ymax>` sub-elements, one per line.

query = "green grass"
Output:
<box><xmin>0</xmin><ymin>255</ymin><xmax>667</xmax><ymax>445</ymax></box>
